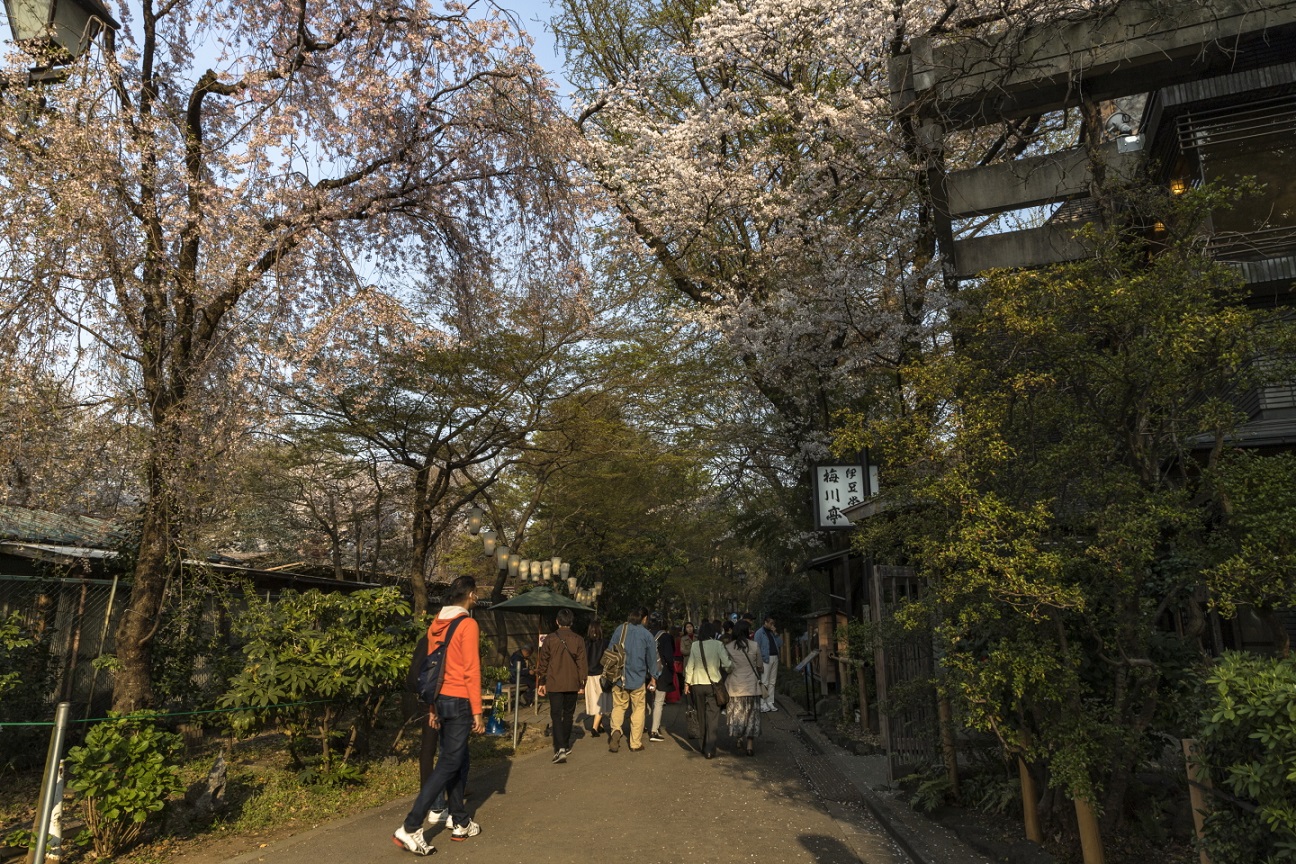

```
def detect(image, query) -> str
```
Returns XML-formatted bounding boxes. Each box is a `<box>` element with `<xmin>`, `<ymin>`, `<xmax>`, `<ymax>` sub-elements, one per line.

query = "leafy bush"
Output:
<box><xmin>1197</xmin><ymin>651</ymin><xmax>1296</xmax><ymax>863</ymax></box>
<box><xmin>150</xmin><ymin>570</ymin><xmax>243</xmax><ymax>713</ymax></box>
<box><xmin>0</xmin><ymin>610</ymin><xmax>55</xmax><ymax>767</ymax></box>
<box><xmin>219</xmin><ymin>588</ymin><xmax>417</xmax><ymax>774</ymax></box>
<box><xmin>66</xmin><ymin>712</ymin><xmax>185</xmax><ymax>857</ymax></box>
<box><xmin>0</xmin><ymin>611</ymin><xmax>33</xmax><ymax>697</ymax></box>
<box><xmin>908</xmin><ymin>770</ymin><xmax>955</xmax><ymax>813</ymax></box>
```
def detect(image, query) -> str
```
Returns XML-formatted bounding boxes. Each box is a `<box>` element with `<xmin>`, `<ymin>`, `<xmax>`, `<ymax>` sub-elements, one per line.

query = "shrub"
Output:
<box><xmin>0</xmin><ymin>610</ymin><xmax>56</xmax><ymax>767</ymax></box>
<box><xmin>1197</xmin><ymin>651</ymin><xmax>1296</xmax><ymax>863</ymax></box>
<box><xmin>0</xmin><ymin>611</ymin><xmax>34</xmax><ymax>697</ymax></box>
<box><xmin>66</xmin><ymin>712</ymin><xmax>185</xmax><ymax>857</ymax></box>
<box><xmin>219</xmin><ymin>587</ymin><xmax>417</xmax><ymax>775</ymax></box>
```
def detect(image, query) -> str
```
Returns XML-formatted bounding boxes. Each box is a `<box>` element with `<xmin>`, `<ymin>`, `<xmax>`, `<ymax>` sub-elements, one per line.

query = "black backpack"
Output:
<box><xmin>418</xmin><ymin>616</ymin><xmax>467</xmax><ymax>705</ymax></box>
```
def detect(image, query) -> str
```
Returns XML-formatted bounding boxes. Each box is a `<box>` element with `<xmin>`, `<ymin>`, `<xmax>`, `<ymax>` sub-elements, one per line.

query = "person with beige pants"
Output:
<box><xmin>605</xmin><ymin>608</ymin><xmax>661</xmax><ymax>753</ymax></box>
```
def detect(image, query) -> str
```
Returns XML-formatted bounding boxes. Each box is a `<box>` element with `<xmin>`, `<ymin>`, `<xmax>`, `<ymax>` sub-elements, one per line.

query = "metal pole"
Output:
<box><xmin>512</xmin><ymin>661</ymin><xmax>522</xmax><ymax>751</ymax></box>
<box><xmin>32</xmin><ymin>702</ymin><xmax>71</xmax><ymax>864</ymax></box>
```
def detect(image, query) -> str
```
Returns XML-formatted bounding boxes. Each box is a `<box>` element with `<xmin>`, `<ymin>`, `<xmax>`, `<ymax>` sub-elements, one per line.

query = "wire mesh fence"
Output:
<box><xmin>1</xmin><ymin>573</ymin><xmax>125</xmax><ymax>718</ymax></box>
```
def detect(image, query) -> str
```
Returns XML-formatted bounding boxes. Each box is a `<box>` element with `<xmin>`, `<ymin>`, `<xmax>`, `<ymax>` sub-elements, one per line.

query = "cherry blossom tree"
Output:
<box><xmin>555</xmin><ymin>0</ymin><xmax>1116</xmax><ymax>458</ymax></box>
<box><xmin>0</xmin><ymin>0</ymin><xmax>576</xmax><ymax>711</ymax></box>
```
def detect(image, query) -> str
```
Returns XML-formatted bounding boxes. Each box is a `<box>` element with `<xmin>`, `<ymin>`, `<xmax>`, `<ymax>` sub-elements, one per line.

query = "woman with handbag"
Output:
<box><xmin>682</xmin><ymin>620</ymin><xmax>733</xmax><ymax>759</ymax></box>
<box><xmin>724</xmin><ymin>620</ymin><xmax>765</xmax><ymax>756</ymax></box>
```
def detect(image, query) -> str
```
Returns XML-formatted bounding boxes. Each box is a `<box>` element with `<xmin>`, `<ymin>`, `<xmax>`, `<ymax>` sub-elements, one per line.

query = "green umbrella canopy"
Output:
<box><xmin>488</xmin><ymin>585</ymin><xmax>593</xmax><ymax>613</ymax></box>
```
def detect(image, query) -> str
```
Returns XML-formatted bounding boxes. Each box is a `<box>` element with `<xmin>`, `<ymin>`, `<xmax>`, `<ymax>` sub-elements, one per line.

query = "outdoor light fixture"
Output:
<box><xmin>3</xmin><ymin>0</ymin><xmax>119</xmax><ymax>65</ymax></box>
<box><xmin>566</xmin><ymin>576</ymin><xmax>577</xmax><ymax>595</ymax></box>
<box><xmin>593</xmin><ymin>580</ymin><xmax>603</xmax><ymax>594</ymax></box>
<box><xmin>550</xmin><ymin>556</ymin><xmax>562</xmax><ymax>574</ymax></box>
<box><xmin>495</xmin><ymin>545</ymin><xmax>510</xmax><ymax>570</ymax></box>
<box><xmin>466</xmin><ymin>506</ymin><xmax>483</xmax><ymax>535</ymax></box>
<box><xmin>514</xmin><ymin>558</ymin><xmax>526</xmax><ymax>577</ymax></box>
<box><xmin>482</xmin><ymin>530</ymin><xmax>497</xmax><ymax>557</ymax></box>
<box><xmin>560</xmin><ymin>563</ymin><xmax>570</xmax><ymax>579</ymax></box>
<box><xmin>542</xmin><ymin>561</ymin><xmax>552</xmax><ymax>580</ymax></box>
<box><xmin>529</xmin><ymin>560</ymin><xmax>542</xmax><ymax>580</ymax></box>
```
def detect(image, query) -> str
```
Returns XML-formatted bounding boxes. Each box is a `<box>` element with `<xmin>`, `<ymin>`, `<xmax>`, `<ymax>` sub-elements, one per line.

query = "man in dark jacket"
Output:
<box><xmin>535</xmin><ymin>608</ymin><xmax>588</xmax><ymax>762</ymax></box>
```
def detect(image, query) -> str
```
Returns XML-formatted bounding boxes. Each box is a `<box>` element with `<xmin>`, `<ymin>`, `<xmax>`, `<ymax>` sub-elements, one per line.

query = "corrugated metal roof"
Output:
<box><xmin>0</xmin><ymin>505</ymin><xmax>130</xmax><ymax>548</ymax></box>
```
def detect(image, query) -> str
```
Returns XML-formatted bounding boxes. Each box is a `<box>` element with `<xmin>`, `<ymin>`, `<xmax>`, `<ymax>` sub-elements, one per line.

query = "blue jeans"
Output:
<box><xmin>403</xmin><ymin>695</ymin><xmax>471</xmax><ymax>832</ymax></box>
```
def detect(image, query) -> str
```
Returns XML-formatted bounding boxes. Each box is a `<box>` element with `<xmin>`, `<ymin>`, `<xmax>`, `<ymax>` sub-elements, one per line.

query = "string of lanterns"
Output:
<box><xmin>466</xmin><ymin>505</ymin><xmax>603</xmax><ymax>606</ymax></box>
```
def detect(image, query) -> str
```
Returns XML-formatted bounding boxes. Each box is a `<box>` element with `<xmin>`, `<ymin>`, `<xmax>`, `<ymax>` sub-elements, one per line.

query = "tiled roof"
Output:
<box><xmin>0</xmin><ymin>504</ymin><xmax>130</xmax><ymax>548</ymax></box>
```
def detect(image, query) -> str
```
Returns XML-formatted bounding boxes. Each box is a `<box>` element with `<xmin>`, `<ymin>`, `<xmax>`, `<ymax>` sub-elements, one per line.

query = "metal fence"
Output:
<box><xmin>0</xmin><ymin>573</ymin><xmax>126</xmax><ymax>719</ymax></box>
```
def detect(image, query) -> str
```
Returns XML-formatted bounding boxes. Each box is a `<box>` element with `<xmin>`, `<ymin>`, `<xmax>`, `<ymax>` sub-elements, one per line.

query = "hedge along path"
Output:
<box><xmin>0</xmin><ymin>699</ymin><xmax>336</xmax><ymax>727</ymax></box>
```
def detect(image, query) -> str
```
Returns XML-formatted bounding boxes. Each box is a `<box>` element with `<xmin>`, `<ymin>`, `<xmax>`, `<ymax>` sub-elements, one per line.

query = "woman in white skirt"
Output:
<box><xmin>584</xmin><ymin>620</ymin><xmax>612</xmax><ymax>736</ymax></box>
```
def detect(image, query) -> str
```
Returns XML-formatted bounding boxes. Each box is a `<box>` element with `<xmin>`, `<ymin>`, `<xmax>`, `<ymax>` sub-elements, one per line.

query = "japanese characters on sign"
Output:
<box><xmin>814</xmin><ymin>463</ymin><xmax>869</xmax><ymax>529</ymax></box>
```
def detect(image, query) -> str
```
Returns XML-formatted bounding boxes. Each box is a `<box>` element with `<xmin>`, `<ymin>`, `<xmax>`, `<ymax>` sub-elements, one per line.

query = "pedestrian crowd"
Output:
<box><xmin>392</xmin><ymin>586</ymin><xmax>784</xmax><ymax>856</ymax></box>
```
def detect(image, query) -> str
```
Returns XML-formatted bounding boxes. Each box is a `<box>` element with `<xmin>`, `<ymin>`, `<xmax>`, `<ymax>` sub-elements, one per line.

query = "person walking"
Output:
<box><xmin>725</xmin><ymin>620</ymin><xmax>764</xmax><ymax>756</ymax></box>
<box><xmin>393</xmin><ymin>576</ymin><xmax>485</xmax><ymax>856</ymax></box>
<box><xmin>683</xmin><ymin>620</ymin><xmax>733</xmax><ymax>759</ymax></box>
<box><xmin>404</xmin><ymin>627</ymin><xmax>448</xmax><ymax>831</ymax></box>
<box><xmin>535</xmin><ymin>608</ymin><xmax>587</xmax><ymax>763</ymax></box>
<box><xmin>606</xmin><ymin>608</ymin><xmax>660</xmax><ymax>753</ymax></box>
<box><xmin>754</xmin><ymin>615</ymin><xmax>783</xmax><ymax>712</ymax></box>
<box><xmin>647</xmin><ymin>613</ymin><xmax>676</xmax><ymax>740</ymax></box>
<box><xmin>584</xmin><ymin>620</ymin><xmax>611</xmax><ymax>736</ymax></box>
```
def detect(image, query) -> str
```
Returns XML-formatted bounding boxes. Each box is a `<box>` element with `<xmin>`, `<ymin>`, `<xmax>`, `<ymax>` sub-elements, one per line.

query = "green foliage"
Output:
<box><xmin>218</xmin><ymin>587</ymin><xmax>417</xmax><ymax>772</ymax></box>
<box><xmin>1197</xmin><ymin>652</ymin><xmax>1296</xmax><ymax>863</ymax></box>
<box><xmin>962</xmin><ymin>770</ymin><xmax>1021</xmax><ymax>818</ymax></box>
<box><xmin>0</xmin><ymin>610</ymin><xmax>55</xmax><ymax>767</ymax></box>
<box><xmin>151</xmin><ymin>569</ymin><xmax>243</xmax><ymax>713</ymax></box>
<box><xmin>2</xmin><ymin>828</ymin><xmax>33</xmax><ymax>850</ymax></box>
<box><xmin>0</xmin><ymin>610</ymin><xmax>33</xmax><ymax>697</ymax></box>
<box><xmin>837</xmin><ymin>185</ymin><xmax>1296</xmax><ymax>812</ymax></box>
<box><xmin>1208</xmin><ymin>452</ymin><xmax>1296</xmax><ymax>622</ymax></box>
<box><xmin>66</xmin><ymin>712</ymin><xmax>185</xmax><ymax>857</ymax></box>
<box><xmin>909</xmin><ymin>771</ymin><xmax>956</xmax><ymax>813</ymax></box>
<box><xmin>481</xmin><ymin>665</ymin><xmax>510</xmax><ymax>688</ymax></box>
<box><xmin>758</xmin><ymin>577</ymin><xmax>811</xmax><ymax>634</ymax></box>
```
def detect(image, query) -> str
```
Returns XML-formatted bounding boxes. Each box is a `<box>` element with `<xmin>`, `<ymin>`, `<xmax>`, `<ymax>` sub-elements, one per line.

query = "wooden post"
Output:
<box><xmin>1182</xmin><ymin>739</ymin><xmax>1211</xmax><ymax>864</ymax></box>
<box><xmin>856</xmin><ymin>662</ymin><xmax>871</xmax><ymax>734</ymax></box>
<box><xmin>1074</xmin><ymin>797</ymin><xmax>1105</xmax><ymax>864</ymax></box>
<box><xmin>1018</xmin><ymin>757</ymin><xmax>1043</xmax><ymax>842</ymax></box>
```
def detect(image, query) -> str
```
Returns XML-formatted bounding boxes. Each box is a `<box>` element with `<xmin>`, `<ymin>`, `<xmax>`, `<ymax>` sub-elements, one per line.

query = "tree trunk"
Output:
<box><xmin>111</xmin><ymin>496</ymin><xmax>172</xmax><ymax>712</ymax></box>
<box><xmin>409</xmin><ymin>464</ymin><xmax>432</xmax><ymax>618</ymax></box>
<box><xmin>938</xmin><ymin>694</ymin><xmax>961</xmax><ymax>802</ymax></box>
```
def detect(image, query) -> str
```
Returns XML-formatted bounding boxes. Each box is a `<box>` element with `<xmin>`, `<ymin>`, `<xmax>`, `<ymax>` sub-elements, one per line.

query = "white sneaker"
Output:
<box><xmin>449</xmin><ymin>816</ymin><xmax>481</xmax><ymax>841</ymax></box>
<box><xmin>422</xmin><ymin>808</ymin><xmax>448</xmax><ymax>829</ymax></box>
<box><xmin>392</xmin><ymin>825</ymin><xmax>435</xmax><ymax>856</ymax></box>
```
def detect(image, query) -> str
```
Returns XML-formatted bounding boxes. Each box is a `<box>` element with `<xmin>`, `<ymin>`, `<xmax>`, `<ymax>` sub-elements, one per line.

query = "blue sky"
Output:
<box><xmin>499</xmin><ymin>0</ymin><xmax>572</xmax><ymax>95</ymax></box>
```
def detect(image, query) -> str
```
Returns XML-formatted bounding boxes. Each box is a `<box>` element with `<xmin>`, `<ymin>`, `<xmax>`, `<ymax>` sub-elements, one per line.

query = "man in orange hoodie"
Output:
<box><xmin>394</xmin><ymin>576</ymin><xmax>484</xmax><ymax>856</ymax></box>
